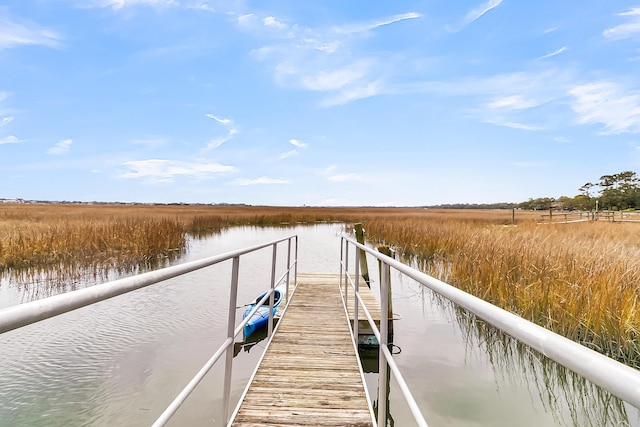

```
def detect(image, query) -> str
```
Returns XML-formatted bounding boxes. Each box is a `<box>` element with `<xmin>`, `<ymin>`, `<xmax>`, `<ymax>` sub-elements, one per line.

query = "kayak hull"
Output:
<box><xmin>242</xmin><ymin>284</ymin><xmax>285</xmax><ymax>338</ymax></box>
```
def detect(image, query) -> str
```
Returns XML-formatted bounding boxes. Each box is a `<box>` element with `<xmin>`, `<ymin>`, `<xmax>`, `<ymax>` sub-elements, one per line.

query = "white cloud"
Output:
<box><xmin>234</xmin><ymin>176</ymin><xmax>290</xmax><ymax>185</ymax></box>
<box><xmin>289</xmin><ymin>138</ymin><xmax>307</xmax><ymax>148</ymax></box>
<box><xmin>537</xmin><ymin>46</ymin><xmax>568</xmax><ymax>60</ymax></box>
<box><xmin>569</xmin><ymin>80</ymin><xmax>640</xmax><ymax>134</ymax></box>
<box><xmin>0</xmin><ymin>135</ymin><xmax>21</xmax><ymax>145</ymax></box>
<box><xmin>0</xmin><ymin>116</ymin><xmax>13</xmax><ymax>127</ymax></box>
<box><xmin>279</xmin><ymin>149</ymin><xmax>298</xmax><ymax>159</ymax></box>
<box><xmin>187</xmin><ymin>1</ymin><xmax>215</xmax><ymax>12</ymax></box>
<box><xmin>0</xmin><ymin>14</ymin><xmax>62</xmax><ymax>50</ymax></box>
<box><xmin>321</xmin><ymin>81</ymin><xmax>383</xmax><ymax>106</ymax></box>
<box><xmin>264</xmin><ymin>16</ymin><xmax>287</xmax><ymax>30</ymax></box>
<box><xmin>247</xmin><ymin>11</ymin><xmax>419</xmax><ymax>106</ymax></box>
<box><xmin>205</xmin><ymin>113</ymin><xmax>231</xmax><ymax>124</ymax></box>
<box><xmin>204</xmin><ymin>114</ymin><xmax>237</xmax><ymax>149</ymax></box>
<box><xmin>462</xmin><ymin>0</ymin><xmax>503</xmax><ymax>28</ymax></box>
<box><xmin>484</xmin><ymin>119</ymin><xmax>542</xmax><ymax>131</ymax></box>
<box><xmin>207</xmin><ymin>128</ymin><xmax>238</xmax><ymax>149</ymax></box>
<box><xmin>603</xmin><ymin>8</ymin><xmax>640</xmax><ymax>40</ymax></box>
<box><xmin>121</xmin><ymin>159</ymin><xmax>235</xmax><ymax>182</ymax></box>
<box><xmin>82</xmin><ymin>0</ymin><xmax>178</xmax><ymax>9</ymax></box>
<box><xmin>48</xmin><ymin>139</ymin><xmax>72</xmax><ymax>155</ymax></box>
<box><xmin>485</xmin><ymin>95</ymin><xmax>542</xmax><ymax>110</ymax></box>
<box><xmin>237</xmin><ymin>14</ymin><xmax>256</xmax><ymax>28</ymax></box>
<box><xmin>333</xmin><ymin>12</ymin><xmax>421</xmax><ymax>35</ymax></box>
<box><xmin>301</xmin><ymin>66</ymin><xmax>368</xmax><ymax>91</ymax></box>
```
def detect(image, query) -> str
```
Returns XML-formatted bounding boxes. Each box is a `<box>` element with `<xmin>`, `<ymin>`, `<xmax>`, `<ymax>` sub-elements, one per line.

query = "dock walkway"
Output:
<box><xmin>230</xmin><ymin>273</ymin><xmax>375</xmax><ymax>426</ymax></box>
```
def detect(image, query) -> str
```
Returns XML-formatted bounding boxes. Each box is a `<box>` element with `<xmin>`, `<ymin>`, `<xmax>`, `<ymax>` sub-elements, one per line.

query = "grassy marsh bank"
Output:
<box><xmin>1</xmin><ymin>204</ymin><xmax>638</xmax><ymax>366</ymax></box>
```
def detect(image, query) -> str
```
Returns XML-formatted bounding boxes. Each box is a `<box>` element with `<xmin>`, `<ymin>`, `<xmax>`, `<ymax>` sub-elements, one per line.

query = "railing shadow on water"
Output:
<box><xmin>412</xmin><ymin>262</ymin><xmax>640</xmax><ymax>427</ymax></box>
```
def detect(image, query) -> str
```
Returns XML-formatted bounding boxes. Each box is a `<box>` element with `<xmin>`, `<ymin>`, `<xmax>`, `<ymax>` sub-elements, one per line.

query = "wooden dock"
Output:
<box><xmin>230</xmin><ymin>273</ymin><xmax>375</xmax><ymax>426</ymax></box>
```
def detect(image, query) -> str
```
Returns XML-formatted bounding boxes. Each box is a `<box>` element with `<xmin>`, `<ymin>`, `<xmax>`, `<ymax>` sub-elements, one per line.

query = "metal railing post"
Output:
<box><xmin>354</xmin><ymin>245</ymin><xmax>360</xmax><ymax>341</ymax></box>
<box><xmin>223</xmin><ymin>255</ymin><xmax>240</xmax><ymax>424</ymax></box>
<box><xmin>268</xmin><ymin>243</ymin><xmax>277</xmax><ymax>337</ymax></box>
<box><xmin>344</xmin><ymin>240</ymin><xmax>349</xmax><ymax>301</ymax></box>
<box><xmin>286</xmin><ymin>238</ymin><xmax>292</xmax><ymax>303</ymax></box>
<box><xmin>377</xmin><ymin>259</ymin><xmax>390</xmax><ymax>426</ymax></box>
<box><xmin>340</xmin><ymin>237</ymin><xmax>344</xmax><ymax>287</ymax></box>
<box><xmin>294</xmin><ymin>236</ymin><xmax>299</xmax><ymax>288</ymax></box>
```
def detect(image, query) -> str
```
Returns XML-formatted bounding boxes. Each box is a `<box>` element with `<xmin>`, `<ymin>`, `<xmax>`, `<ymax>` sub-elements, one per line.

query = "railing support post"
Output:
<box><xmin>223</xmin><ymin>255</ymin><xmax>240</xmax><ymax>424</ymax></box>
<box><xmin>286</xmin><ymin>238</ymin><xmax>292</xmax><ymax>303</ymax></box>
<box><xmin>268</xmin><ymin>243</ymin><xmax>277</xmax><ymax>337</ymax></box>
<box><xmin>354</xmin><ymin>245</ymin><xmax>360</xmax><ymax>341</ymax></box>
<box><xmin>340</xmin><ymin>237</ymin><xmax>344</xmax><ymax>288</ymax></box>
<box><xmin>344</xmin><ymin>240</ymin><xmax>349</xmax><ymax>302</ymax></box>
<box><xmin>377</xmin><ymin>260</ymin><xmax>389</xmax><ymax>426</ymax></box>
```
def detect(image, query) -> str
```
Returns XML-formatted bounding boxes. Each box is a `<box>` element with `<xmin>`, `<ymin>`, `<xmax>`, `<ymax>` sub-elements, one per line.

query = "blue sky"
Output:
<box><xmin>2</xmin><ymin>1</ymin><xmax>640</xmax><ymax>206</ymax></box>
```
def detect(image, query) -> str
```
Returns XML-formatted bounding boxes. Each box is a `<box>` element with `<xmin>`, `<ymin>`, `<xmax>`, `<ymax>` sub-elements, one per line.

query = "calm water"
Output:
<box><xmin>0</xmin><ymin>224</ymin><xmax>638</xmax><ymax>426</ymax></box>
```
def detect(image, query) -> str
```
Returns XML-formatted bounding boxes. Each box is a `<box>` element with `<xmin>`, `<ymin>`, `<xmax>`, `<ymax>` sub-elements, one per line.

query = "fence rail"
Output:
<box><xmin>0</xmin><ymin>235</ymin><xmax>299</xmax><ymax>426</ymax></box>
<box><xmin>341</xmin><ymin>235</ymin><xmax>640</xmax><ymax>427</ymax></box>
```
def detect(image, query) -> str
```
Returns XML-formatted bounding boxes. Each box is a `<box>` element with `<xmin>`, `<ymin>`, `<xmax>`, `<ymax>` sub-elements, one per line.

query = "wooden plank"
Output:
<box><xmin>230</xmin><ymin>273</ymin><xmax>374</xmax><ymax>427</ymax></box>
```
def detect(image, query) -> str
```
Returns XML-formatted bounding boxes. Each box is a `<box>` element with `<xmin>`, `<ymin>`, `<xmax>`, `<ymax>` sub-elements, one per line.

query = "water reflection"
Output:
<box><xmin>455</xmin><ymin>307</ymin><xmax>636</xmax><ymax>427</ymax></box>
<box><xmin>381</xmin><ymin>261</ymin><xmax>640</xmax><ymax>427</ymax></box>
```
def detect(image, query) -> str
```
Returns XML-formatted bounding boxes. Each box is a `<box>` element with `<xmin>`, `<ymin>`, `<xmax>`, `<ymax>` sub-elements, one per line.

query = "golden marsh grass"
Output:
<box><xmin>1</xmin><ymin>204</ymin><xmax>638</xmax><ymax>366</ymax></box>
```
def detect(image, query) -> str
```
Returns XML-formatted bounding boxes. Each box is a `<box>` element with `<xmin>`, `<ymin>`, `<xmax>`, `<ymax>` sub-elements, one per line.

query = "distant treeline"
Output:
<box><xmin>430</xmin><ymin>171</ymin><xmax>640</xmax><ymax>211</ymax></box>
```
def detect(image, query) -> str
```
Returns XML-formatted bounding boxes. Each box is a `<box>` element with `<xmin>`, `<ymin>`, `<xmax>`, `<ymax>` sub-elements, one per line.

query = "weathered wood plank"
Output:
<box><xmin>230</xmin><ymin>274</ymin><xmax>374</xmax><ymax>427</ymax></box>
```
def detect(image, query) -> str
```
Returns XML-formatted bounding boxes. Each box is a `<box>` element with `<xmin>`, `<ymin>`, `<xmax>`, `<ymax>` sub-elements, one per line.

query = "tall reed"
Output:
<box><xmin>359</xmin><ymin>216</ymin><xmax>640</xmax><ymax>367</ymax></box>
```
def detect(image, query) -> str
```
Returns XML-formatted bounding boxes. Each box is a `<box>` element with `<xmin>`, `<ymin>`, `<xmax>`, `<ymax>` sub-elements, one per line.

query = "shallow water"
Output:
<box><xmin>0</xmin><ymin>224</ymin><xmax>638</xmax><ymax>426</ymax></box>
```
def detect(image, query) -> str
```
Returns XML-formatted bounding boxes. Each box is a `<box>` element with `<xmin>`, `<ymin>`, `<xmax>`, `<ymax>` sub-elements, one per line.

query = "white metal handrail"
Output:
<box><xmin>341</xmin><ymin>237</ymin><xmax>429</xmax><ymax>427</ymax></box>
<box><xmin>341</xmin><ymin>236</ymin><xmax>640</xmax><ymax>426</ymax></box>
<box><xmin>0</xmin><ymin>235</ymin><xmax>298</xmax><ymax>426</ymax></box>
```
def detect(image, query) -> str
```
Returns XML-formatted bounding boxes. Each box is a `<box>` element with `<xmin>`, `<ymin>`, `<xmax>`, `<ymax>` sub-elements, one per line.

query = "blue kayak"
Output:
<box><xmin>242</xmin><ymin>283</ymin><xmax>286</xmax><ymax>338</ymax></box>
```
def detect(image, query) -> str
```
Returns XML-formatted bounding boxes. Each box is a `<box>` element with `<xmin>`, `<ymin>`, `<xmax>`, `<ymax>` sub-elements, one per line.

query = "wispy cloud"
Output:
<box><xmin>332</xmin><ymin>12</ymin><xmax>421</xmax><ymax>35</ymax></box>
<box><xmin>82</xmin><ymin>0</ymin><xmax>179</xmax><ymax>9</ymax></box>
<box><xmin>537</xmin><ymin>46</ymin><xmax>568</xmax><ymax>60</ymax></box>
<box><xmin>603</xmin><ymin>7</ymin><xmax>640</xmax><ymax>40</ymax></box>
<box><xmin>234</xmin><ymin>176</ymin><xmax>290</xmax><ymax>185</ymax></box>
<box><xmin>48</xmin><ymin>138</ymin><xmax>73</xmax><ymax>155</ymax></box>
<box><xmin>485</xmin><ymin>95</ymin><xmax>543</xmax><ymax>110</ymax></box>
<box><xmin>0</xmin><ymin>117</ymin><xmax>13</xmax><ymax>127</ymax></box>
<box><xmin>279</xmin><ymin>138</ymin><xmax>308</xmax><ymax>159</ymax></box>
<box><xmin>0</xmin><ymin>135</ymin><xmax>21</xmax><ymax>145</ymax></box>
<box><xmin>0</xmin><ymin>13</ymin><xmax>62</xmax><ymax>50</ymax></box>
<box><xmin>321</xmin><ymin>81</ymin><xmax>383</xmax><ymax>106</ymax></box>
<box><xmin>205</xmin><ymin>113</ymin><xmax>231</xmax><ymax>124</ymax></box>
<box><xmin>205</xmin><ymin>113</ymin><xmax>237</xmax><ymax>149</ymax></box>
<box><xmin>458</xmin><ymin>0</ymin><xmax>503</xmax><ymax>30</ymax></box>
<box><xmin>245</xmin><ymin>11</ymin><xmax>419</xmax><ymax>107</ymax></box>
<box><xmin>569</xmin><ymin>80</ymin><xmax>640</xmax><ymax>134</ymax></box>
<box><xmin>121</xmin><ymin>158</ymin><xmax>235</xmax><ymax>182</ymax></box>
<box><xmin>264</xmin><ymin>16</ymin><xmax>287</xmax><ymax>30</ymax></box>
<box><xmin>483</xmin><ymin>118</ymin><xmax>542</xmax><ymax>131</ymax></box>
<box><xmin>289</xmin><ymin>138</ymin><xmax>307</xmax><ymax>148</ymax></box>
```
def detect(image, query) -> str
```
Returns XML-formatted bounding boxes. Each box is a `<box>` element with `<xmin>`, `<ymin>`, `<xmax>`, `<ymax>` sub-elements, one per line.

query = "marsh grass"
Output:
<box><xmin>2</xmin><ymin>204</ymin><xmax>639</xmax><ymax>366</ymax></box>
<box><xmin>359</xmin><ymin>215</ymin><xmax>640</xmax><ymax>367</ymax></box>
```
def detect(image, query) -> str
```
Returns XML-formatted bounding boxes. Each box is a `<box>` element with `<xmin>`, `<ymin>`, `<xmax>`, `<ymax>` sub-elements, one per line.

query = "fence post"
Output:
<box><xmin>378</xmin><ymin>246</ymin><xmax>394</xmax><ymax>342</ymax></box>
<box><xmin>354</xmin><ymin>223</ymin><xmax>370</xmax><ymax>287</ymax></box>
<box><xmin>223</xmin><ymin>255</ymin><xmax>240</xmax><ymax>424</ymax></box>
